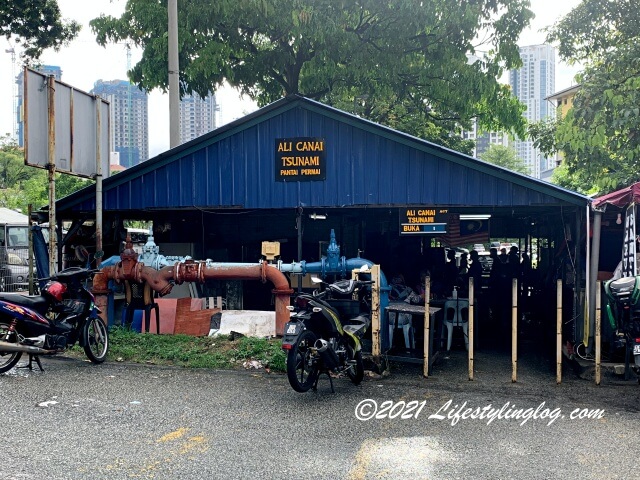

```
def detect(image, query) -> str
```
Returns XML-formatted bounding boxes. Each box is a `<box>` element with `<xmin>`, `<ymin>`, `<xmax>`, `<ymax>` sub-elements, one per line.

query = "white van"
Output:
<box><xmin>0</xmin><ymin>208</ymin><xmax>31</xmax><ymax>291</ymax></box>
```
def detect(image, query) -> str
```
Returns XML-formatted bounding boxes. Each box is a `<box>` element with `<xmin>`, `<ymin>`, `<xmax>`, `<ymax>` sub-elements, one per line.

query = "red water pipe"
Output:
<box><xmin>93</xmin><ymin>248</ymin><xmax>293</xmax><ymax>335</ymax></box>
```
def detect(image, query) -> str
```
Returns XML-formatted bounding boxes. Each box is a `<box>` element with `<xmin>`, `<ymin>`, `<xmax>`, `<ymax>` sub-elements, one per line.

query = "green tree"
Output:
<box><xmin>479</xmin><ymin>144</ymin><xmax>529</xmax><ymax>175</ymax></box>
<box><xmin>529</xmin><ymin>0</ymin><xmax>640</xmax><ymax>194</ymax></box>
<box><xmin>0</xmin><ymin>136</ymin><xmax>92</xmax><ymax>212</ymax></box>
<box><xmin>0</xmin><ymin>136</ymin><xmax>34</xmax><ymax>188</ymax></box>
<box><xmin>0</xmin><ymin>0</ymin><xmax>80</xmax><ymax>60</ymax></box>
<box><xmin>91</xmin><ymin>0</ymin><xmax>532</xmax><ymax>151</ymax></box>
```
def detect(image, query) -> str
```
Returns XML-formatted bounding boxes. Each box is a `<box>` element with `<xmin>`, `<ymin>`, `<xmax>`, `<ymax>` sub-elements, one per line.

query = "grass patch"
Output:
<box><xmin>76</xmin><ymin>327</ymin><xmax>286</xmax><ymax>372</ymax></box>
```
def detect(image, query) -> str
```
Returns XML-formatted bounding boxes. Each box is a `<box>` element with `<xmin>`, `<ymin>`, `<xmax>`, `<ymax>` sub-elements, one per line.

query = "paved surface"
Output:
<box><xmin>1</xmin><ymin>349</ymin><xmax>638</xmax><ymax>480</ymax></box>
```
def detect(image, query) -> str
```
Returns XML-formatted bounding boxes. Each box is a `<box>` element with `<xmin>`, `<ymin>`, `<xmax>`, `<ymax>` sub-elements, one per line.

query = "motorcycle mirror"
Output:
<box><xmin>94</xmin><ymin>251</ymin><xmax>105</xmax><ymax>260</ymax></box>
<box><xmin>311</xmin><ymin>276</ymin><xmax>323</xmax><ymax>284</ymax></box>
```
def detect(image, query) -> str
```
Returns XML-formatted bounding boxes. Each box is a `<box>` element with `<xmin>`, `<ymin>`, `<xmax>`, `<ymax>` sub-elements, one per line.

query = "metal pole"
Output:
<box><xmin>168</xmin><ymin>0</ymin><xmax>180</xmax><ymax>148</ymax></box>
<box><xmin>556</xmin><ymin>278</ymin><xmax>562</xmax><ymax>384</ymax></box>
<box><xmin>28</xmin><ymin>204</ymin><xmax>34</xmax><ymax>295</ymax></box>
<box><xmin>595</xmin><ymin>280</ymin><xmax>601</xmax><ymax>385</ymax></box>
<box><xmin>512</xmin><ymin>277</ymin><xmax>518</xmax><ymax>382</ymax></box>
<box><xmin>574</xmin><ymin>209</ymin><xmax>582</xmax><ymax>351</ymax></box>
<box><xmin>423</xmin><ymin>276</ymin><xmax>431</xmax><ymax>378</ymax></box>
<box><xmin>588</xmin><ymin>209</ymin><xmax>602</xmax><ymax>354</ymax></box>
<box><xmin>47</xmin><ymin>75</ymin><xmax>57</xmax><ymax>276</ymax></box>
<box><xmin>95</xmin><ymin>97</ymin><xmax>103</xmax><ymax>267</ymax></box>
<box><xmin>296</xmin><ymin>207</ymin><xmax>302</xmax><ymax>293</ymax></box>
<box><xmin>469</xmin><ymin>276</ymin><xmax>474</xmax><ymax>381</ymax></box>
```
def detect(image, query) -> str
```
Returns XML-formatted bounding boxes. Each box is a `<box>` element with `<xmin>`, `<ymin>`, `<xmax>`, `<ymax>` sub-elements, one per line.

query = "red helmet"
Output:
<box><xmin>43</xmin><ymin>281</ymin><xmax>67</xmax><ymax>302</ymax></box>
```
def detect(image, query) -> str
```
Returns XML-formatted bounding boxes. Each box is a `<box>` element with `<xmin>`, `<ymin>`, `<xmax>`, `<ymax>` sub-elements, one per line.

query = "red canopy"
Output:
<box><xmin>593</xmin><ymin>182</ymin><xmax>640</xmax><ymax>209</ymax></box>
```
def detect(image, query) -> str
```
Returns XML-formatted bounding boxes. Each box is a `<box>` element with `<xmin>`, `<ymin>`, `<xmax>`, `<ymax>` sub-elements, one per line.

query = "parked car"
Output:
<box><xmin>472</xmin><ymin>244</ymin><xmax>485</xmax><ymax>252</ymax></box>
<box><xmin>0</xmin><ymin>251</ymin><xmax>31</xmax><ymax>292</ymax></box>
<box><xmin>477</xmin><ymin>251</ymin><xmax>493</xmax><ymax>274</ymax></box>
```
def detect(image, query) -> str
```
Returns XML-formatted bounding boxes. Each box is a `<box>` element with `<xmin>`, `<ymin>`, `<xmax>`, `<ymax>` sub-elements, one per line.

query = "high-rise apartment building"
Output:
<box><xmin>91</xmin><ymin>80</ymin><xmax>149</xmax><ymax>168</ymax></box>
<box><xmin>509</xmin><ymin>44</ymin><xmax>556</xmax><ymax>178</ymax></box>
<box><xmin>15</xmin><ymin>65</ymin><xmax>63</xmax><ymax>147</ymax></box>
<box><xmin>179</xmin><ymin>93</ymin><xmax>219</xmax><ymax>144</ymax></box>
<box><xmin>462</xmin><ymin>119</ymin><xmax>510</xmax><ymax>158</ymax></box>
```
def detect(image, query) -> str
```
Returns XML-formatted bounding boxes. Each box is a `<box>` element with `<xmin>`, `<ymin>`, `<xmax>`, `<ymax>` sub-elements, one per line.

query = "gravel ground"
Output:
<box><xmin>0</xmin><ymin>348</ymin><xmax>638</xmax><ymax>480</ymax></box>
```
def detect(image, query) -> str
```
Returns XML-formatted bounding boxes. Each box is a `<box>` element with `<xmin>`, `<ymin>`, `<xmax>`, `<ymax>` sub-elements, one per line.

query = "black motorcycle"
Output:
<box><xmin>282</xmin><ymin>277</ymin><xmax>373</xmax><ymax>393</ymax></box>
<box><xmin>0</xmin><ymin>266</ymin><xmax>109</xmax><ymax>373</ymax></box>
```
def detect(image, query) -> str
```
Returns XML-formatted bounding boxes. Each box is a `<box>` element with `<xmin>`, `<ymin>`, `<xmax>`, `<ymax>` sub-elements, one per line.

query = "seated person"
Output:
<box><xmin>388</xmin><ymin>274</ymin><xmax>422</xmax><ymax>351</ymax></box>
<box><xmin>415</xmin><ymin>270</ymin><xmax>430</xmax><ymax>301</ymax></box>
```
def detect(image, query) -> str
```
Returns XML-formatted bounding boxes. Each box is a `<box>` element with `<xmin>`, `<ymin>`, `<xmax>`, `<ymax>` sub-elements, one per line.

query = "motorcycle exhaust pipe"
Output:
<box><xmin>314</xmin><ymin>339</ymin><xmax>340</xmax><ymax>369</ymax></box>
<box><xmin>0</xmin><ymin>340</ymin><xmax>54</xmax><ymax>355</ymax></box>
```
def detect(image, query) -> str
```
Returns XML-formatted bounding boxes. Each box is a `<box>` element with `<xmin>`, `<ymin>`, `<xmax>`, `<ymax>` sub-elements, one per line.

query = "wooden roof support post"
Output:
<box><xmin>423</xmin><ymin>276</ymin><xmax>431</xmax><ymax>378</ymax></box>
<box><xmin>595</xmin><ymin>281</ymin><xmax>602</xmax><ymax>385</ymax></box>
<box><xmin>512</xmin><ymin>278</ymin><xmax>518</xmax><ymax>383</ymax></box>
<box><xmin>468</xmin><ymin>277</ymin><xmax>474</xmax><ymax>381</ymax></box>
<box><xmin>556</xmin><ymin>279</ymin><xmax>563</xmax><ymax>384</ymax></box>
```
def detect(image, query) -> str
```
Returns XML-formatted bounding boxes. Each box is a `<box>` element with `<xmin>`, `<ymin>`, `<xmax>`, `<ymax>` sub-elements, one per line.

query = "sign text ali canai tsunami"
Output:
<box><xmin>275</xmin><ymin>138</ymin><xmax>326</xmax><ymax>181</ymax></box>
<box><xmin>399</xmin><ymin>208</ymin><xmax>449</xmax><ymax>235</ymax></box>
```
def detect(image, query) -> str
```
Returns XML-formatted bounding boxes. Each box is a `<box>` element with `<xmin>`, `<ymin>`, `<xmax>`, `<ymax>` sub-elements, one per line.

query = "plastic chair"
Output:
<box><xmin>124</xmin><ymin>280</ymin><xmax>160</xmax><ymax>333</ymax></box>
<box><xmin>388</xmin><ymin>307</ymin><xmax>415</xmax><ymax>351</ymax></box>
<box><xmin>443</xmin><ymin>298</ymin><xmax>469</xmax><ymax>351</ymax></box>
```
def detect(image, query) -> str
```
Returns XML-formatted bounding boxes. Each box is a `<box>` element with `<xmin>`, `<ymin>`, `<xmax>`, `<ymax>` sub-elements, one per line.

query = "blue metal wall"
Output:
<box><xmin>62</xmin><ymin>96</ymin><xmax>588</xmax><ymax>213</ymax></box>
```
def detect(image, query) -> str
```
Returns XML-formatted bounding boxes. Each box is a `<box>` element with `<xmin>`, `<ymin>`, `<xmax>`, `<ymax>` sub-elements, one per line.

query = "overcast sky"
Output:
<box><xmin>0</xmin><ymin>0</ymin><xmax>581</xmax><ymax>158</ymax></box>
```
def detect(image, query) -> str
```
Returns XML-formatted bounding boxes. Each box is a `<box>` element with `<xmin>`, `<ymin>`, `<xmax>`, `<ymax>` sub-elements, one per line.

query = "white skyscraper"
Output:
<box><xmin>179</xmin><ymin>93</ymin><xmax>220</xmax><ymax>144</ymax></box>
<box><xmin>509</xmin><ymin>44</ymin><xmax>556</xmax><ymax>178</ymax></box>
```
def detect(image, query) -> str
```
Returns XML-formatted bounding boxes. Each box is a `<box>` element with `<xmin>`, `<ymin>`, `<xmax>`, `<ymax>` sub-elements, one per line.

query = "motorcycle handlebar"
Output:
<box><xmin>39</xmin><ymin>267</ymin><xmax>98</xmax><ymax>283</ymax></box>
<box><xmin>313</xmin><ymin>279</ymin><xmax>374</xmax><ymax>297</ymax></box>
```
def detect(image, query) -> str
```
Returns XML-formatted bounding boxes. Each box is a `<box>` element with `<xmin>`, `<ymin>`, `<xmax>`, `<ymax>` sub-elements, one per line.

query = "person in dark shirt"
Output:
<box><xmin>468</xmin><ymin>250</ymin><xmax>483</xmax><ymax>291</ymax></box>
<box><xmin>506</xmin><ymin>246</ymin><xmax>519</xmax><ymax>281</ymax></box>
<box><xmin>443</xmin><ymin>249</ymin><xmax>459</xmax><ymax>297</ymax></box>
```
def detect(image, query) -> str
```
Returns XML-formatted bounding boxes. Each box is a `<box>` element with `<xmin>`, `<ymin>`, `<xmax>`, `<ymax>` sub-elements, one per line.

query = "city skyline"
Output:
<box><xmin>179</xmin><ymin>93</ymin><xmax>219</xmax><ymax>146</ymax></box>
<box><xmin>510</xmin><ymin>44</ymin><xmax>557</xmax><ymax>179</ymax></box>
<box><xmin>1</xmin><ymin>0</ymin><xmax>581</xmax><ymax>159</ymax></box>
<box><xmin>91</xmin><ymin>79</ymin><xmax>149</xmax><ymax>168</ymax></box>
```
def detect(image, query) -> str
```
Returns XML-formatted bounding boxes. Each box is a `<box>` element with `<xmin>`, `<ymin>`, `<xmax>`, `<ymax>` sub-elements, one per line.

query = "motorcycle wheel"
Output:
<box><xmin>286</xmin><ymin>330</ymin><xmax>319</xmax><ymax>392</ymax></box>
<box><xmin>0</xmin><ymin>321</ymin><xmax>22</xmax><ymax>374</ymax></box>
<box><xmin>346</xmin><ymin>344</ymin><xmax>364</xmax><ymax>385</ymax></box>
<box><xmin>82</xmin><ymin>317</ymin><xmax>109</xmax><ymax>364</ymax></box>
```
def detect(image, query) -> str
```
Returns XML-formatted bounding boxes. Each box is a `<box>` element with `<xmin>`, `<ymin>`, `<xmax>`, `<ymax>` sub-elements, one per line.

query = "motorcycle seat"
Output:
<box><xmin>345</xmin><ymin>314</ymin><xmax>371</xmax><ymax>329</ymax></box>
<box><xmin>344</xmin><ymin>323</ymin><xmax>367</xmax><ymax>336</ymax></box>
<box><xmin>0</xmin><ymin>293</ymin><xmax>49</xmax><ymax>315</ymax></box>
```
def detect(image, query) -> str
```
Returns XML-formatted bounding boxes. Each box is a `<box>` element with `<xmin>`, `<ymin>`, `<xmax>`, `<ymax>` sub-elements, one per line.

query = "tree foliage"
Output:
<box><xmin>0</xmin><ymin>0</ymin><xmax>80</xmax><ymax>60</ymax></box>
<box><xmin>479</xmin><ymin>144</ymin><xmax>529</xmax><ymax>175</ymax></box>
<box><xmin>0</xmin><ymin>136</ymin><xmax>92</xmax><ymax>212</ymax></box>
<box><xmin>530</xmin><ymin>0</ymin><xmax>640</xmax><ymax>194</ymax></box>
<box><xmin>90</xmin><ymin>0</ymin><xmax>533</xmax><ymax>152</ymax></box>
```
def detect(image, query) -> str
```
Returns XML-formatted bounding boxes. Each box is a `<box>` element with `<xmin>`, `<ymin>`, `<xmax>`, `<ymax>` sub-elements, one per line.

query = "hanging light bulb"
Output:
<box><xmin>616</xmin><ymin>213</ymin><xmax>623</xmax><ymax>225</ymax></box>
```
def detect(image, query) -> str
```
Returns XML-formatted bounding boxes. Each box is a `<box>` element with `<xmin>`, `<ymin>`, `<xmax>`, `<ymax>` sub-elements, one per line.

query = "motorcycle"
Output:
<box><xmin>0</xmin><ymin>266</ymin><xmax>109</xmax><ymax>373</ymax></box>
<box><xmin>604</xmin><ymin>275</ymin><xmax>640</xmax><ymax>382</ymax></box>
<box><xmin>282</xmin><ymin>276</ymin><xmax>373</xmax><ymax>393</ymax></box>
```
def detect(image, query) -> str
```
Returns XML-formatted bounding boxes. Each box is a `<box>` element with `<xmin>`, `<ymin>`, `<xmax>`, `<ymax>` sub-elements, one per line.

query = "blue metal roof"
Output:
<box><xmin>58</xmin><ymin>95</ymin><xmax>589</xmax><ymax>213</ymax></box>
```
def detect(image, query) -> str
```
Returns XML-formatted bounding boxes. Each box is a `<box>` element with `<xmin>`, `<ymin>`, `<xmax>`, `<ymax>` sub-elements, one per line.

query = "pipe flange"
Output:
<box><xmin>133</xmin><ymin>261</ymin><xmax>145</xmax><ymax>283</ymax></box>
<box><xmin>173</xmin><ymin>261</ymin><xmax>183</xmax><ymax>285</ymax></box>
<box><xmin>114</xmin><ymin>263</ymin><xmax>123</xmax><ymax>284</ymax></box>
<box><xmin>197</xmin><ymin>261</ymin><xmax>205</xmax><ymax>283</ymax></box>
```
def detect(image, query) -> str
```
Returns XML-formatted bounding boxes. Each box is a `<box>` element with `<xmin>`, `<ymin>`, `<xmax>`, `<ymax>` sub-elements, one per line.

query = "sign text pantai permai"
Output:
<box><xmin>275</xmin><ymin>138</ymin><xmax>326</xmax><ymax>182</ymax></box>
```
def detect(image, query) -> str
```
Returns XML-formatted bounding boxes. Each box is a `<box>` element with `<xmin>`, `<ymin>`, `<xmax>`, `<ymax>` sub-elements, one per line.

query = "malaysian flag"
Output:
<box><xmin>437</xmin><ymin>214</ymin><xmax>489</xmax><ymax>247</ymax></box>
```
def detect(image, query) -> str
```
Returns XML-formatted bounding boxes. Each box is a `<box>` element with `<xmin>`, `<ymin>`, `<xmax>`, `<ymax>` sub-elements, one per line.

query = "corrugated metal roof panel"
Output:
<box><xmin>57</xmin><ymin>95</ymin><xmax>589</xmax><ymax>214</ymax></box>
